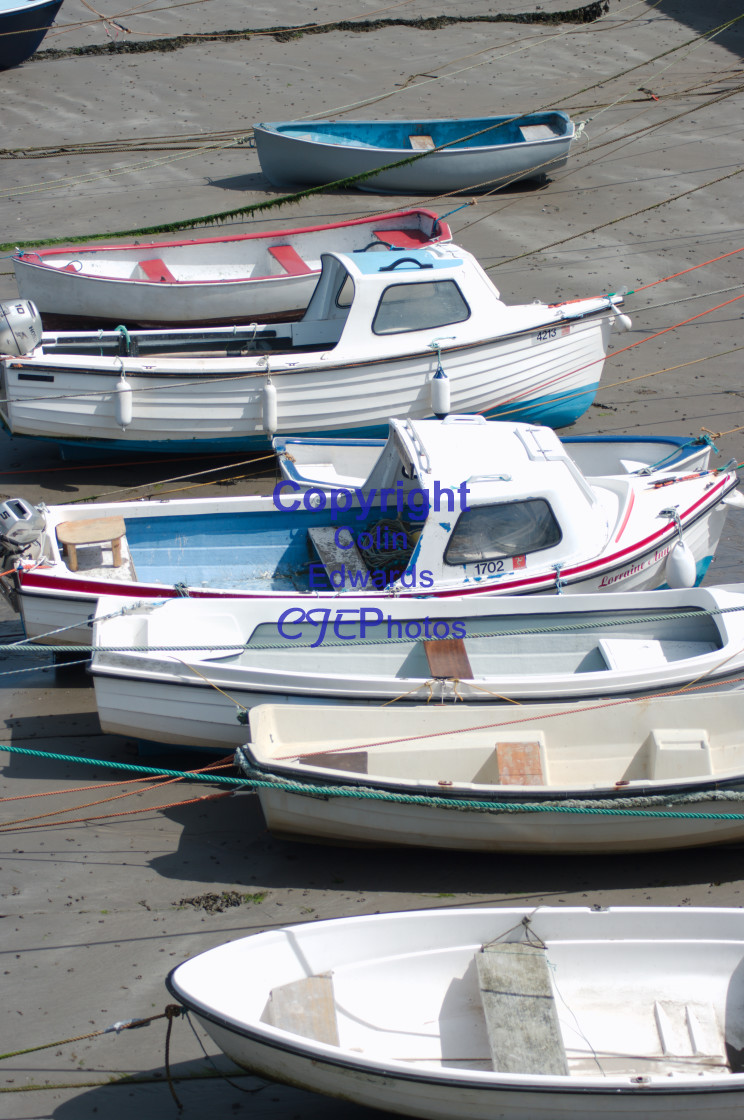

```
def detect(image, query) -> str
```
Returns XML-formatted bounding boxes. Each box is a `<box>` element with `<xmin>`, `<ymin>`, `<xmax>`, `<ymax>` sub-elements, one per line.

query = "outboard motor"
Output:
<box><xmin>0</xmin><ymin>497</ymin><xmax>45</xmax><ymax>552</ymax></box>
<box><xmin>0</xmin><ymin>299</ymin><xmax>42</xmax><ymax>357</ymax></box>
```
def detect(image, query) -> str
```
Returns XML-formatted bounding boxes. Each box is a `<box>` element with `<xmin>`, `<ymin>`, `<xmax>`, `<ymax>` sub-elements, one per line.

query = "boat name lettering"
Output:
<box><xmin>277</xmin><ymin>606</ymin><xmax>466</xmax><ymax>648</ymax></box>
<box><xmin>272</xmin><ymin>480</ymin><xmax>470</xmax><ymax>521</ymax></box>
<box><xmin>597</xmin><ymin>546</ymin><xmax>671</xmax><ymax>588</ymax></box>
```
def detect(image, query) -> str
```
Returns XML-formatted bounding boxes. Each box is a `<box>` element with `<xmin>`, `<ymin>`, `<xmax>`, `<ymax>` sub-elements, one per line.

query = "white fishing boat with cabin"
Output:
<box><xmin>0</xmin><ymin>244</ymin><xmax>624</xmax><ymax>453</ymax></box>
<box><xmin>0</xmin><ymin>416</ymin><xmax>739</xmax><ymax>646</ymax></box>
<box><xmin>166</xmin><ymin>906</ymin><xmax>744</xmax><ymax>1119</ymax></box>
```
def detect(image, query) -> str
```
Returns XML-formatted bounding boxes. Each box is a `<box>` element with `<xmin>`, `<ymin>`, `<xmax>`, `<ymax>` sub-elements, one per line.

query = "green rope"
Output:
<box><xmin>2</xmin><ymin>743</ymin><xmax>744</xmax><ymax>820</ymax></box>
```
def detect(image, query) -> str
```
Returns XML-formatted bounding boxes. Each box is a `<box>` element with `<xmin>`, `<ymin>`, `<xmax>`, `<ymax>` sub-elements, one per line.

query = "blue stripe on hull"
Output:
<box><xmin>42</xmin><ymin>382</ymin><xmax>600</xmax><ymax>458</ymax></box>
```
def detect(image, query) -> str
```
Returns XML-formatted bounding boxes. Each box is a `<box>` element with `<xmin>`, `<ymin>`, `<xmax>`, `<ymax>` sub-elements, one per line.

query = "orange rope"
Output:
<box><xmin>630</xmin><ymin>246</ymin><xmax>744</xmax><ymax>295</ymax></box>
<box><xmin>0</xmin><ymin>756</ymin><xmax>233</xmax><ymax>827</ymax></box>
<box><xmin>0</xmin><ymin>790</ymin><xmax>232</xmax><ymax>832</ymax></box>
<box><xmin>478</xmin><ymin>292</ymin><xmax>744</xmax><ymax>416</ymax></box>
<box><xmin>0</xmin><ymin>760</ymin><xmax>233</xmax><ymax>802</ymax></box>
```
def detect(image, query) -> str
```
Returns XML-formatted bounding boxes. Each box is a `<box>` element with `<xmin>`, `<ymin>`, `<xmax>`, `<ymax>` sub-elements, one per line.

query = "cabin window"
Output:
<box><xmin>372</xmin><ymin>280</ymin><xmax>470</xmax><ymax>335</ymax></box>
<box><xmin>444</xmin><ymin>499</ymin><xmax>562</xmax><ymax>564</ymax></box>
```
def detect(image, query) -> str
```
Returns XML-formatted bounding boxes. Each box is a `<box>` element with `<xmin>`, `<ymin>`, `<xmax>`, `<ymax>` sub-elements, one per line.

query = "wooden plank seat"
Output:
<box><xmin>423</xmin><ymin>637</ymin><xmax>473</xmax><ymax>680</ymax></box>
<box><xmin>56</xmin><ymin>516</ymin><xmax>126</xmax><ymax>572</ymax></box>
<box><xmin>262</xmin><ymin>974</ymin><xmax>340</xmax><ymax>1045</ymax></box>
<box><xmin>495</xmin><ymin>740</ymin><xmax>545</xmax><ymax>786</ymax></box>
<box><xmin>139</xmin><ymin>258</ymin><xmax>177</xmax><ymax>283</ymax></box>
<box><xmin>268</xmin><ymin>245</ymin><xmax>313</xmax><ymax>276</ymax></box>
<box><xmin>409</xmin><ymin>134</ymin><xmax>435</xmax><ymax>150</ymax></box>
<box><xmin>308</xmin><ymin>526</ymin><xmax>367</xmax><ymax>590</ymax></box>
<box><xmin>476</xmin><ymin>942</ymin><xmax>568</xmax><ymax>1075</ymax></box>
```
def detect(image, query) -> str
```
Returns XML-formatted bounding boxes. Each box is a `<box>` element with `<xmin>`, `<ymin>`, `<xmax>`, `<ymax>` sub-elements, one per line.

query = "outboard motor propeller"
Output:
<box><xmin>0</xmin><ymin>299</ymin><xmax>42</xmax><ymax>357</ymax></box>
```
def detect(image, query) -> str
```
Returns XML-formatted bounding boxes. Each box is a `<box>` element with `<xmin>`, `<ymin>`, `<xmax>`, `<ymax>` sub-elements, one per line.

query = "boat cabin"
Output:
<box><xmin>30</xmin><ymin>245</ymin><xmax>526</xmax><ymax>362</ymax></box>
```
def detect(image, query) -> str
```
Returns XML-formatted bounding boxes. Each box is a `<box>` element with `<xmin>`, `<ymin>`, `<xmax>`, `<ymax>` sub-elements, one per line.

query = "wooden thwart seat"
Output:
<box><xmin>268</xmin><ymin>245</ymin><xmax>313</xmax><ymax>276</ymax></box>
<box><xmin>56</xmin><ymin>516</ymin><xmax>126</xmax><ymax>572</ymax></box>
<box><xmin>262</xmin><ymin>974</ymin><xmax>339</xmax><ymax>1045</ymax></box>
<box><xmin>409</xmin><ymin>134</ymin><xmax>435</xmax><ymax>150</ymax></box>
<box><xmin>139</xmin><ymin>258</ymin><xmax>177</xmax><ymax>283</ymax></box>
<box><xmin>423</xmin><ymin>637</ymin><xmax>473</xmax><ymax>680</ymax></box>
<box><xmin>374</xmin><ymin>228</ymin><xmax>432</xmax><ymax>249</ymax></box>
<box><xmin>476</xmin><ymin>942</ymin><xmax>568</xmax><ymax>1075</ymax></box>
<box><xmin>496</xmin><ymin>740</ymin><xmax>545</xmax><ymax>785</ymax></box>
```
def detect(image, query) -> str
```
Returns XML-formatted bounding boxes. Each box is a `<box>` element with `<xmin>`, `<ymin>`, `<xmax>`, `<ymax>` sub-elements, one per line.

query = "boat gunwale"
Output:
<box><xmin>13</xmin><ymin>209</ymin><xmax>451</xmax><ymax>262</ymax></box>
<box><xmin>10</xmin><ymin>302</ymin><xmax>617</xmax><ymax>378</ymax></box>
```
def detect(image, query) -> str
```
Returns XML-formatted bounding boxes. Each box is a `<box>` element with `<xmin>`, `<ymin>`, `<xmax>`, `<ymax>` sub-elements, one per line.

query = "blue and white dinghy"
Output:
<box><xmin>167</xmin><ymin>906</ymin><xmax>744</xmax><ymax>1119</ymax></box>
<box><xmin>254</xmin><ymin>112</ymin><xmax>576</xmax><ymax>194</ymax></box>
<box><xmin>0</xmin><ymin>244</ymin><xmax>623</xmax><ymax>452</ymax></box>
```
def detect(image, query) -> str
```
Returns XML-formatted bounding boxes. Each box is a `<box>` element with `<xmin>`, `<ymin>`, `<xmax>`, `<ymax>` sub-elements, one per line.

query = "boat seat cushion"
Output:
<box><xmin>268</xmin><ymin>245</ymin><xmax>313</xmax><ymax>276</ymax></box>
<box><xmin>139</xmin><ymin>258</ymin><xmax>177</xmax><ymax>283</ymax></box>
<box><xmin>476</xmin><ymin>942</ymin><xmax>568</xmax><ymax>1075</ymax></box>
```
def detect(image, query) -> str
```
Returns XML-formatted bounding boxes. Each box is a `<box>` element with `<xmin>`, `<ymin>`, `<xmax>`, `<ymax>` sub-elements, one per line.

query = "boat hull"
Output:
<box><xmin>254</xmin><ymin>114</ymin><xmax>575</xmax><ymax>194</ymax></box>
<box><xmin>12</xmin><ymin>210</ymin><xmax>449</xmax><ymax>327</ymax></box>
<box><xmin>12</xmin><ymin>474</ymin><xmax>736</xmax><ymax>645</ymax></box>
<box><xmin>254</xmin><ymin>784</ymin><xmax>744</xmax><ymax>854</ymax></box>
<box><xmin>167</xmin><ymin>907</ymin><xmax>744</xmax><ymax>1119</ymax></box>
<box><xmin>0</xmin><ymin>0</ymin><xmax>63</xmax><ymax>69</ymax></box>
<box><xmin>0</xmin><ymin>311</ymin><xmax>614</xmax><ymax>452</ymax></box>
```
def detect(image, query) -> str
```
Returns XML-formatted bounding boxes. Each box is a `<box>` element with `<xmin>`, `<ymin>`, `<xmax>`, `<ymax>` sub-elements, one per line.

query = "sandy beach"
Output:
<box><xmin>1</xmin><ymin>1</ymin><xmax>744</xmax><ymax>1116</ymax></box>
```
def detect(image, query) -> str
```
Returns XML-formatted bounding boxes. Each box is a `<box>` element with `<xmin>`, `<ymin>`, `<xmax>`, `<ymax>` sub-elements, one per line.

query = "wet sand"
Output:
<box><xmin>1</xmin><ymin>1</ymin><xmax>744</xmax><ymax>1116</ymax></box>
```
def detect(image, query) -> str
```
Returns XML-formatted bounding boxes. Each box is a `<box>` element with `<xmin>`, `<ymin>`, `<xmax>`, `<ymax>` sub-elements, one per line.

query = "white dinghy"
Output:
<box><xmin>12</xmin><ymin>209</ymin><xmax>450</xmax><ymax>328</ymax></box>
<box><xmin>0</xmin><ymin>416</ymin><xmax>739</xmax><ymax>647</ymax></box>
<box><xmin>166</xmin><ymin>906</ymin><xmax>744</xmax><ymax>1119</ymax></box>
<box><xmin>237</xmin><ymin>691</ymin><xmax>744</xmax><ymax>853</ymax></box>
<box><xmin>0</xmin><ymin>244</ymin><xmax>624</xmax><ymax>454</ymax></box>
<box><xmin>90</xmin><ymin>584</ymin><xmax>744</xmax><ymax>749</ymax></box>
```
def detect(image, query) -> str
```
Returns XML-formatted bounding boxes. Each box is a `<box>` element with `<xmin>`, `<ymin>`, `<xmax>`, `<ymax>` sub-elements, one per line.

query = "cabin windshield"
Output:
<box><xmin>372</xmin><ymin>279</ymin><xmax>470</xmax><ymax>335</ymax></box>
<box><xmin>444</xmin><ymin>499</ymin><xmax>562</xmax><ymax>564</ymax></box>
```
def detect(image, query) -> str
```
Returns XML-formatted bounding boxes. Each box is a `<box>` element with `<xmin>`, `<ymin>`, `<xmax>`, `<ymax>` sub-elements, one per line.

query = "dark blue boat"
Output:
<box><xmin>0</xmin><ymin>0</ymin><xmax>64</xmax><ymax>69</ymax></box>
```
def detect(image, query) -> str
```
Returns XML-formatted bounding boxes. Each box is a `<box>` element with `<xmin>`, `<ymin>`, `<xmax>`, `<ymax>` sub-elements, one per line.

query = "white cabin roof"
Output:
<box><xmin>388</xmin><ymin>416</ymin><xmax>591</xmax><ymax>503</ymax></box>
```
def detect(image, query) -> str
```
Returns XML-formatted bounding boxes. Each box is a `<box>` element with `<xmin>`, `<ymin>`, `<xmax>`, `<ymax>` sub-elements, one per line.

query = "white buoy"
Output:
<box><xmin>114</xmin><ymin>373</ymin><xmax>133</xmax><ymax>429</ymax></box>
<box><xmin>665</xmin><ymin>539</ymin><xmax>697</xmax><ymax>588</ymax></box>
<box><xmin>263</xmin><ymin>377</ymin><xmax>278</xmax><ymax>435</ymax></box>
<box><xmin>615</xmin><ymin>310</ymin><xmax>632</xmax><ymax>331</ymax></box>
<box><xmin>430</xmin><ymin>364</ymin><xmax>450</xmax><ymax>418</ymax></box>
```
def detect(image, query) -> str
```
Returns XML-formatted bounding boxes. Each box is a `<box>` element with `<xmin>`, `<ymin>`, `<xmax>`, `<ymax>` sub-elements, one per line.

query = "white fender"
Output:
<box><xmin>430</xmin><ymin>368</ymin><xmax>450</xmax><ymax>418</ymax></box>
<box><xmin>665</xmin><ymin>539</ymin><xmax>697</xmax><ymax>588</ymax></box>
<box><xmin>263</xmin><ymin>378</ymin><xmax>278</xmax><ymax>435</ymax></box>
<box><xmin>115</xmin><ymin>374</ymin><xmax>133</xmax><ymax>429</ymax></box>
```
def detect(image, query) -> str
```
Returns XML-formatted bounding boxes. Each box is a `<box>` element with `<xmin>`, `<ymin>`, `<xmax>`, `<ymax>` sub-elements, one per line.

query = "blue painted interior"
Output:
<box><xmin>125</xmin><ymin>506</ymin><xmax>421</xmax><ymax>592</ymax></box>
<box><xmin>271</xmin><ymin>114</ymin><xmax>572</xmax><ymax>151</ymax></box>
